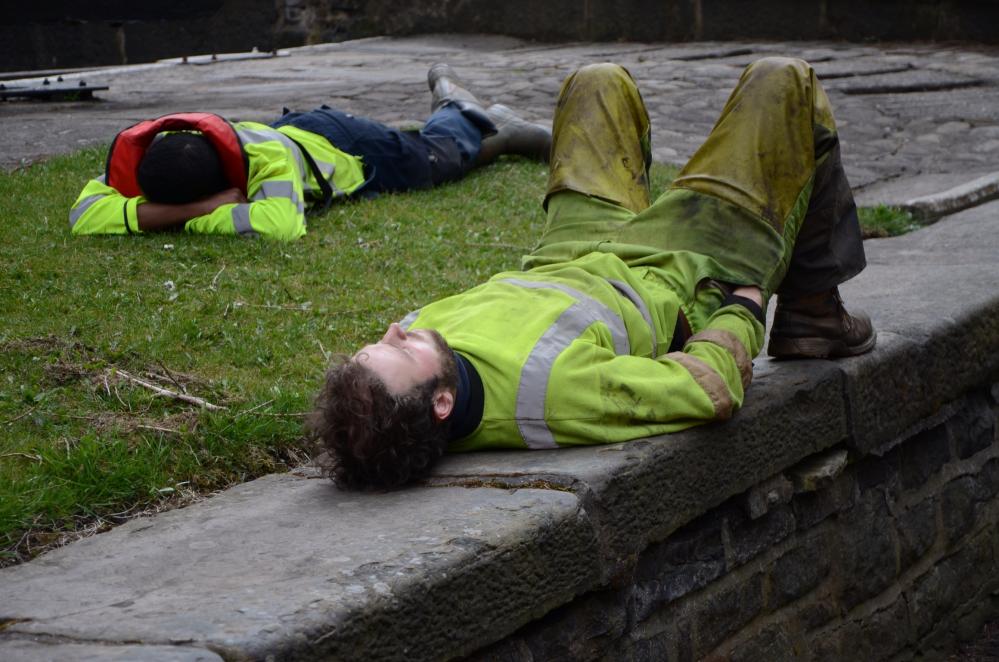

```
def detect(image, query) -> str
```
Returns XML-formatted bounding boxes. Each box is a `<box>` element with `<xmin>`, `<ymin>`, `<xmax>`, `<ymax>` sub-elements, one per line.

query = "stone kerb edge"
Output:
<box><xmin>0</xmin><ymin>478</ymin><xmax>606</xmax><ymax>662</ymax></box>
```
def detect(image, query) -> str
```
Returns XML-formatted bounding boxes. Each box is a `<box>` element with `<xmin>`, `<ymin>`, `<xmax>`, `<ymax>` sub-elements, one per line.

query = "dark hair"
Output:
<box><xmin>308</xmin><ymin>351</ymin><xmax>458</xmax><ymax>490</ymax></box>
<box><xmin>136</xmin><ymin>133</ymin><xmax>228</xmax><ymax>204</ymax></box>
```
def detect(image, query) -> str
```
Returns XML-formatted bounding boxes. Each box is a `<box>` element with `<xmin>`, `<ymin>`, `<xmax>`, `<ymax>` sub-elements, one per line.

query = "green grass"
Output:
<box><xmin>858</xmin><ymin>204</ymin><xmax>918</xmax><ymax>238</ymax></box>
<box><xmin>0</xmin><ymin>148</ymin><xmax>557</xmax><ymax>565</ymax></box>
<box><xmin>0</xmin><ymin>151</ymin><xmax>913</xmax><ymax>565</ymax></box>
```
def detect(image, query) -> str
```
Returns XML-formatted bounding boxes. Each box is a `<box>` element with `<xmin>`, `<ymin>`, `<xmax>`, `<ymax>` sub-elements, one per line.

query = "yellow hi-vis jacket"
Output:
<box><xmin>68</xmin><ymin>122</ymin><xmax>367</xmax><ymax>240</ymax></box>
<box><xmin>401</xmin><ymin>250</ymin><xmax>764</xmax><ymax>451</ymax></box>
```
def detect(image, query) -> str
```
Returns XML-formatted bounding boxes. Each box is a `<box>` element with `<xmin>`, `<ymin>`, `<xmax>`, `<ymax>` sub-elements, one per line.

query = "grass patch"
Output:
<box><xmin>0</xmin><ymin>150</ymin><xmax>912</xmax><ymax>565</ymax></box>
<box><xmin>0</xmin><ymin>148</ymin><xmax>557</xmax><ymax>565</ymax></box>
<box><xmin>858</xmin><ymin>204</ymin><xmax>918</xmax><ymax>238</ymax></box>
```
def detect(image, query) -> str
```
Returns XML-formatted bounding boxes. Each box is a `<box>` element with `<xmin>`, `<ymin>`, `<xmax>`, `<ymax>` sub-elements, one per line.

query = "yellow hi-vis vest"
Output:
<box><xmin>68</xmin><ymin>122</ymin><xmax>367</xmax><ymax>240</ymax></box>
<box><xmin>401</xmin><ymin>251</ymin><xmax>764</xmax><ymax>451</ymax></box>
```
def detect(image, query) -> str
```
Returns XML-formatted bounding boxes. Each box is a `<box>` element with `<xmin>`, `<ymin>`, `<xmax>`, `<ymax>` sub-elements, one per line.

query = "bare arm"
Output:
<box><xmin>136</xmin><ymin>188</ymin><xmax>248</xmax><ymax>232</ymax></box>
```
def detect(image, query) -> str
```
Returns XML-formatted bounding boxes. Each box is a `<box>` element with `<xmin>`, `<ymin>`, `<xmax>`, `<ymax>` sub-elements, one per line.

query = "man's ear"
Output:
<box><xmin>431</xmin><ymin>388</ymin><xmax>455</xmax><ymax>423</ymax></box>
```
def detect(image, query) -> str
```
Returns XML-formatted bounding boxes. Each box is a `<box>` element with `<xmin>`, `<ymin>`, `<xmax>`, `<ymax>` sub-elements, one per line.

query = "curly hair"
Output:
<box><xmin>308</xmin><ymin>352</ymin><xmax>457</xmax><ymax>490</ymax></box>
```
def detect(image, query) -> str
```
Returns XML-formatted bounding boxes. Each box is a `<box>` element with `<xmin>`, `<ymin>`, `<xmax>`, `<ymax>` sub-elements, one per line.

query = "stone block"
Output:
<box><xmin>468</xmin><ymin>638</ymin><xmax>532</xmax><ymax>662</ymax></box>
<box><xmin>0</xmin><ymin>475</ymin><xmax>600</xmax><ymax>662</ymax></box>
<box><xmin>630</xmin><ymin>515</ymin><xmax>726</xmax><ymax>622</ymax></box>
<box><xmin>629</xmin><ymin>613</ymin><xmax>691</xmax><ymax>662</ymax></box>
<box><xmin>854</xmin><ymin>446</ymin><xmax>900</xmax><ymax>491</ymax></box>
<box><xmin>840</xmin><ymin>333</ymin><xmax>931</xmax><ymax>454</ymax></box>
<box><xmin>692</xmin><ymin>573</ymin><xmax>764</xmax><ymax>658</ymax></box>
<box><xmin>743</xmin><ymin>474</ymin><xmax>794</xmax><ymax>520</ymax></box>
<box><xmin>806</xmin><ymin>621</ymin><xmax>856</xmax><ymax>662</ymax></box>
<box><xmin>627</xmin><ymin>636</ymin><xmax>676</xmax><ymax>662</ymax></box>
<box><xmin>896</xmin><ymin>497</ymin><xmax>937</xmax><ymax>572</ymax></box>
<box><xmin>900</xmin><ymin>424</ymin><xmax>951</xmax><ymax>490</ymax></box>
<box><xmin>515</xmin><ymin>590</ymin><xmax>628</xmax><ymax>662</ymax></box>
<box><xmin>840</xmin><ymin>595</ymin><xmax>911</xmax><ymax>662</ymax></box>
<box><xmin>796</xmin><ymin>588</ymin><xmax>840</xmax><ymax>632</ymax></box>
<box><xmin>789</xmin><ymin>449</ymin><xmax>849</xmax><ymax>493</ymax></box>
<box><xmin>948</xmin><ymin>392</ymin><xmax>997</xmax><ymax>460</ymax></box>
<box><xmin>983</xmin><ymin>459</ymin><xmax>999</xmax><ymax>498</ymax></box>
<box><xmin>908</xmin><ymin>555</ymin><xmax>964</xmax><ymax>638</ymax></box>
<box><xmin>836</xmin><ymin>492</ymin><xmax>897</xmax><ymax>610</ymax></box>
<box><xmin>768</xmin><ymin>534</ymin><xmax>832</xmax><ymax>611</ymax></box>
<box><xmin>725</xmin><ymin>504</ymin><xmax>795</xmax><ymax>569</ymax></box>
<box><xmin>729</xmin><ymin>625</ymin><xmax>796</xmax><ymax>662</ymax></box>
<box><xmin>791</xmin><ymin>471</ymin><xmax>856</xmax><ymax>531</ymax></box>
<box><xmin>941</xmin><ymin>476</ymin><xmax>988</xmax><ymax>544</ymax></box>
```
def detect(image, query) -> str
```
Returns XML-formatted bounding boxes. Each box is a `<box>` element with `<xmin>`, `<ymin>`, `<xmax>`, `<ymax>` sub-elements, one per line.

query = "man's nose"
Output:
<box><xmin>383</xmin><ymin>323</ymin><xmax>407</xmax><ymax>343</ymax></box>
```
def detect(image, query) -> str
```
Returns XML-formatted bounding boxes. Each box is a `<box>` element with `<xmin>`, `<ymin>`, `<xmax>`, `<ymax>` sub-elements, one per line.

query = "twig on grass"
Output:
<box><xmin>238</xmin><ymin>399</ymin><xmax>275</xmax><ymax>416</ymax></box>
<box><xmin>154</xmin><ymin>360</ymin><xmax>187</xmax><ymax>394</ymax></box>
<box><xmin>3</xmin><ymin>407</ymin><xmax>37</xmax><ymax>425</ymax></box>
<box><xmin>110</xmin><ymin>368</ymin><xmax>226</xmax><ymax>411</ymax></box>
<box><xmin>136</xmin><ymin>424</ymin><xmax>180</xmax><ymax>434</ymax></box>
<box><xmin>0</xmin><ymin>452</ymin><xmax>42</xmax><ymax>462</ymax></box>
<box><xmin>231</xmin><ymin>300</ymin><xmax>314</xmax><ymax>312</ymax></box>
<box><xmin>252</xmin><ymin>411</ymin><xmax>309</xmax><ymax>418</ymax></box>
<box><xmin>316</xmin><ymin>339</ymin><xmax>331</xmax><ymax>362</ymax></box>
<box><xmin>209</xmin><ymin>264</ymin><xmax>226</xmax><ymax>290</ymax></box>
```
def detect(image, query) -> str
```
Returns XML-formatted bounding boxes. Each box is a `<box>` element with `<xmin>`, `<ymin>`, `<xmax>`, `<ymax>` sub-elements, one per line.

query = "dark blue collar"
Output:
<box><xmin>448</xmin><ymin>350</ymin><xmax>484</xmax><ymax>442</ymax></box>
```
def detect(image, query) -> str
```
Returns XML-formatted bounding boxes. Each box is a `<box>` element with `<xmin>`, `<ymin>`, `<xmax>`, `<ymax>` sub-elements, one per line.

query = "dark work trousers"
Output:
<box><xmin>776</xmin><ymin>136</ymin><xmax>867</xmax><ymax>298</ymax></box>
<box><xmin>270</xmin><ymin>103</ymin><xmax>485</xmax><ymax>194</ymax></box>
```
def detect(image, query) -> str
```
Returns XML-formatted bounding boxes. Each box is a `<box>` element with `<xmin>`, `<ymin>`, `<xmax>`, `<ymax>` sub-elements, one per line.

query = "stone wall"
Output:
<box><xmin>469</xmin><ymin>386</ymin><xmax>999</xmax><ymax>661</ymax></box>
<box><xmin>0</xmin><ymin>0</ymin><xmax>279</xmax><ymax>73</ymax></box>
<box><xmin>5</xmin><ymin>0</ymin><xmax>999</xmax><ymax>73</ymax></box>
<box><xmin>343</xmin><ymin>0</ymin><xmax>999</xmax><ymax>44</ymax></box>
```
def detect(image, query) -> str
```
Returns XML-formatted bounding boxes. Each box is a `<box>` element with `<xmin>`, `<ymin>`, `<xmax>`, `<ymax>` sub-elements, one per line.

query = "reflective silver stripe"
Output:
<box><xmin>68</xmin><ymin>193</ymin><xmax>105</xmax><ymax>228</ymax></box>
<box><xmin>237</xmin><ymin>126</ymin><xmax>307</xmax><ymax>183</ymax></box>
<box><xmin>231</xmin><ymin>204</ymin><xmax>256</xmax><ymax>237</ymax></box>
<box><xmin>607</xmin><ymin>278</ymin><xmax>657</xmax><ymax>358</ymax></box>
<box><xmin>97</xmin><ymin>174</ymin><xmax>107</xmax><ymax>184</ymax></box>
<box><xmin>500</xmin><ymin>278</ymin><xmax>630</xmax><ymax>449</ymax></box>
<box><xmin>399</xmin><ymin>310</ymin><xmax>421</xmax><ymax>330</ymax></box>
<box><xmin>252</xmin><ymin>180</ymin><xmax>304</xmax><ymax>215</ymax></box>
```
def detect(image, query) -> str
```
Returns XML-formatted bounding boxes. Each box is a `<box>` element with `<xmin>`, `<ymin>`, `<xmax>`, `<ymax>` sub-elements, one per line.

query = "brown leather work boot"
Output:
<box><xmin>475</xmin><ymin>104</ymin><xmax>552</xmax><ymax>166</ymax></box>
<box><xmin>768</xmin><ymin>288</ymin><xmax>877</xmax><ymax>359</ymax></box>
<box><xmin>428</xmin><ymin>63</ymin><xmax>483</xmax><ymax>113</ymax></box>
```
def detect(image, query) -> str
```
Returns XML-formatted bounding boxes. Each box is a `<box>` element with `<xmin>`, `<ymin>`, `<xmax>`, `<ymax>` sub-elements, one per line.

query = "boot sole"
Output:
<box><xmin>768</xmin><ymin>331</ymin><xmax>877</xmax><ymax>360</ymax></box>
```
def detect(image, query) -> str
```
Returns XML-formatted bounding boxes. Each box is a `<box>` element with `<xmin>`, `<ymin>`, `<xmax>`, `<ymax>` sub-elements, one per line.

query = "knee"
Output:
<box><xmin>565</xmin><ymin>62</ymin><xmax>639</xmax><ymax>95</ymax></box>
<box><xmin>743</xmin><ymin>56</ymin><xmax>813</xmax><ymax>84</ymax></box>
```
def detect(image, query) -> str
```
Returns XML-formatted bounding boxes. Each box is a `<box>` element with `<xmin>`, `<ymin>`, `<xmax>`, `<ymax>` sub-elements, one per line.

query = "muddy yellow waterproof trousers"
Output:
<box><xmin>533</xmin><ymin>58</ymin><xmax>865</xmax><ymax>298</ymax></box>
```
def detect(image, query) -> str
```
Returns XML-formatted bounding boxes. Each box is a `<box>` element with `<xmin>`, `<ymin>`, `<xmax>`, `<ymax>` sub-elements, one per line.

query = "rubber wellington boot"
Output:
<box><xmin>768</xmin><ymin>288</ymin><xmax>877</xmax><ymax>359</ymax></box>
<box><xmin>428</xmin><ymin>63</ymin><xmax>483</xmax><ymax>113</ymax></box>
<box><xmin>476</xmin><ymin>104</ymin><xmax>552</xmax><ymax>166</ymax></box>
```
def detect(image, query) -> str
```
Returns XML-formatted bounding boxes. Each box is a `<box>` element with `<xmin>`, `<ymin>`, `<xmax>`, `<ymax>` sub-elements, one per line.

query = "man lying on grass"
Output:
<box><xmin>68</xmin><ymin>65</ymin><xmax>550</xmax><ymax>240</ymax></box>
<box><xmin>310</xmin><ymin>58</ymin><xmax>878</xmax><ymax>489</ymax></box>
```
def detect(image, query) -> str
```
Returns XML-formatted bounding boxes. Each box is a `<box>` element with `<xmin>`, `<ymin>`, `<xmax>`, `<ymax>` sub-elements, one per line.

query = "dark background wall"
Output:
<box><xmin>2</xmin><ymin>0</ymin><xmax>999</xmax><ymax>73</ymax></box>
<box><xmin>0</xmin><ymin>0</ymin><xmax>282</xmax><ymax>73</ymax></box>
<box><xmin>351</xmin><ymin>0</ymin><xmax>999</xmax><ymax>43</ymax></box>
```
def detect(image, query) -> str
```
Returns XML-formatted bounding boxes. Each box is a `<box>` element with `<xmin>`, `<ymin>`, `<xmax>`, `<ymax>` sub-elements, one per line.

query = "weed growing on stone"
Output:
<box><xmin>858</xmin><ymin>204</ymin><xmax>919</xmax><ymax>238</ymax></box>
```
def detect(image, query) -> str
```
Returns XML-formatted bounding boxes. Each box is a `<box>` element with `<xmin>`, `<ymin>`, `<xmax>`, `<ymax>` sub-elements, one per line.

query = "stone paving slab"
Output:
<box><xmin>3</xmin><ymin>35</ymin><xmax>999</xmax><ymax>205</ymax></box>
<box><xmin>0</xmin><ymin>475</ymin><xmax>598</xmax><ymax>661</ymax></box>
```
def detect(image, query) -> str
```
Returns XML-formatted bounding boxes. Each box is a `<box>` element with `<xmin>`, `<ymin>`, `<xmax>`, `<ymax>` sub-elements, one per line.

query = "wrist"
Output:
<box><xmin>723</xmin><ymin>288</ymin><xmax>766</xmax><ymax>325</ymax></box>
